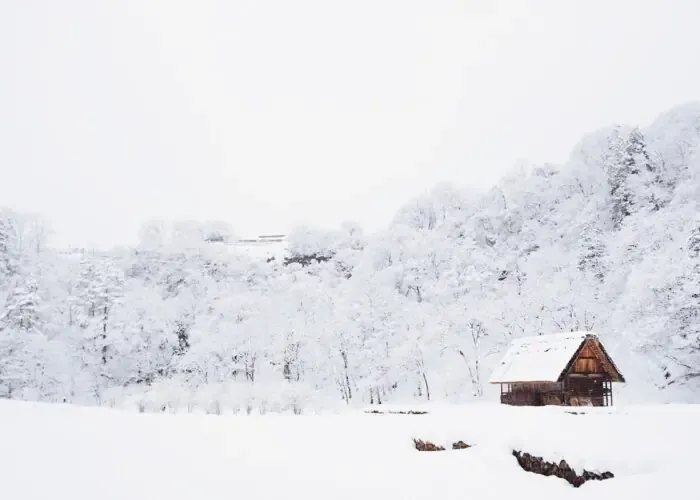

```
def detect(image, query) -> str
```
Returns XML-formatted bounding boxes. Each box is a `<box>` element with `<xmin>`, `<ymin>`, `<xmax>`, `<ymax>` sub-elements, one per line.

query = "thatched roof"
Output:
<box><xmin>488</xmin><ymin>331</ymin><xmax>625</xmax><ymax>384</ymax></box>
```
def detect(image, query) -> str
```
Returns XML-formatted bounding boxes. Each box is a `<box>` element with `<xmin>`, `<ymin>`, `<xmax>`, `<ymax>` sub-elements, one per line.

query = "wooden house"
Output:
<box><xmin>488</xmin><ymin>332</ymin><xmax>625</xmax><ymax>407</ymax></box>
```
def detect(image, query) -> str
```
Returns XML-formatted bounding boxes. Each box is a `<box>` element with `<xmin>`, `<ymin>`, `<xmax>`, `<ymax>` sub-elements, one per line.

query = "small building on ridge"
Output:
<box><xmin>488</xmin><ymin>332</ymin><xmax>625</xmax><ymax>407</ymax></box>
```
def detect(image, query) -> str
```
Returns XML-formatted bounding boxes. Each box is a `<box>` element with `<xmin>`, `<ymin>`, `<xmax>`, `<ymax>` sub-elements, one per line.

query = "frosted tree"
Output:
<box><xmin>0</xmin><ymin>209</ymin><xmax>20</xmax><ymax>278</ymax></box>
<box><xmin>437</xmin><ymin>297</ymin><xmax>499</xmax><ymax>399</ymax></box>
<box><xmin>394</xmin><ymin>302</ymin><xmax>441</xmax><ymax>401</ymax></box>
<box><xmin>665</xmin><ymin>272</ymin><xmax>700</xmax><ymax>386</ymax></box>
<box><xmin>688</xmin><ymin>227</ymin><xmax>700</xmax><ymax>258</ymax></box>
<box><xmin>0</xmin><ymin>326</ymin><xmax>36</xmax><ymax>398</ymax></box>
<box><xmin>577</xmin><ymin>222</ymin><xmax>608</xmax><ymax>282</ymax></box>
<box><xmin>4</xmin><ymin>102</ymin><xmax>700</xmax><ymax>409</ymax></box>
<box><xmin>606</xmin><ymin>128</ymin><xmax>661</xmax><ymax>228</ymax></box>
<box><xmin>1</xmin><ymin>276</ymin><xmax>42</xmax><ymax>331</ymax></box>
<box><xmin>657</xmin><ymin>230</ymin><xmax>700</xmax><ymax>387</ymax></box>
<box><xmin>72</xmin><ymin>255</ymin><xmax>126</xmax><ymax>398</ymax></box>
<box><xmin>0</xmin><ymin>275</ymin><xmax>62</xmax><ymax>400</ymax></box>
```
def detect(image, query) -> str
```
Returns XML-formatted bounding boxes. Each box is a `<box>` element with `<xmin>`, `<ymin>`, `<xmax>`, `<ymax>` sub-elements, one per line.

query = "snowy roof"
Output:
<box><xmin>228</xmin><ymin>236</ymin><xmax>288</xmax><ymax>262</ymax></box>
<box><xmin>488</xmin><ymin>331</ymin><xmax>592</xmax><ymax>384</ymax></box>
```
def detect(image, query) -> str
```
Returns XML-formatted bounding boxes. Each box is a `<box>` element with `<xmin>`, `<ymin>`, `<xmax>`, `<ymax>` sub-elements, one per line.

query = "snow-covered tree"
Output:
<box><xmin>4</xmin><ymin>101</ymin><xmax>700</xmax><ymax>409</ymax></box>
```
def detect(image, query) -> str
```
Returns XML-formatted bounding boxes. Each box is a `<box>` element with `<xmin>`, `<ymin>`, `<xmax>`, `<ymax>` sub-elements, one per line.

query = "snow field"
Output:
<box><xmin>2</xmin><ymin>400</ymin><xmax>698</xmax><ymax>500</ymax></box>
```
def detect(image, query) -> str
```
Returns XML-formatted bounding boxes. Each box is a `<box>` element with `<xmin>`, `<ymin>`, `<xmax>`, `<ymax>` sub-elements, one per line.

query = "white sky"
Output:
<box><xmin>2</xmin><ymin>0</ymin><xmax>700</xmax><ymax>249</ymax></box>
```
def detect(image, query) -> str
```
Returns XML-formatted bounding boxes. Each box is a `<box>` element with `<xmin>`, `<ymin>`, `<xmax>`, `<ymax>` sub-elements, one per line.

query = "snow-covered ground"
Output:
<box><xmin>2</xmin><ymin>400</ymin><xmax>697</xmax><ymax>500</ymax></box>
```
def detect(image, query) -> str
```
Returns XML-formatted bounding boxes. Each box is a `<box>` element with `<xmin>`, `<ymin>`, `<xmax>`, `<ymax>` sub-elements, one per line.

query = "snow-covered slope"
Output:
<box><xmin>2</xmin><ymin>400</ymin><xmax>697</xmax><ymax>500</ymax></box>
<box><xmin>3</xmin><ymin>102</ymin><xmax>700</xmax><ymax>410</ymax></box>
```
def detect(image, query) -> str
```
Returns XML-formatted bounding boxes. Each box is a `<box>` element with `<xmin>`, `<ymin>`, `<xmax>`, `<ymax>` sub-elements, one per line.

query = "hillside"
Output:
<box><xmin>1</xmin><ymin>101</ymin><xmax>700</xmax><ymax>411</ymax></box>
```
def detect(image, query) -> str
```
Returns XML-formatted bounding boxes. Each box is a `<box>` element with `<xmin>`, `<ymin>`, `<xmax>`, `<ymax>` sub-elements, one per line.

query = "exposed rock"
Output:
<box><xmin>412</xmin><ymin>438</ymin><xmax>472</xmax><ymax>451</ymax></box>
<box><xmin>512</xmin><ymin>450</ymin><xmax>614</xmax><ymax>487</ymax></box>
<box><xmin>413</xmin><ymin>438</ymin><xmax>445</xmax><ymax>451</ymax></box>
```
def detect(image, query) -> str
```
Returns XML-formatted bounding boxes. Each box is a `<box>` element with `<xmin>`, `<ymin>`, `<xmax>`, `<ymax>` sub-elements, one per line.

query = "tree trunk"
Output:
<box><xmin>422</xmin><ymin>371</ymin><xmax>431</xmax><ymax>401</ymax></box>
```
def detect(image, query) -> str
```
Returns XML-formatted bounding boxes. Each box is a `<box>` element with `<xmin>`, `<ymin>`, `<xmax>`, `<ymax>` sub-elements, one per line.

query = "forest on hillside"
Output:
<box><xmin>2</xmin><ymin>102</ymin><xmax>700</xmax><ymax>412</ymax></box>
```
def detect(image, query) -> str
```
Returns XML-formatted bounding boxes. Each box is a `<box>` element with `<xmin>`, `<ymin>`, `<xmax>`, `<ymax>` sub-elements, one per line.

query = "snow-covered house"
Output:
<box><xmin>229</xmin><ymin>234</ymin><xmax>287</xmax><ymax>262</ymax></box>
<box><xmin>488</xmin><ymin>332</ymin><xmax>625</xmax><ymax>407</ymax></box>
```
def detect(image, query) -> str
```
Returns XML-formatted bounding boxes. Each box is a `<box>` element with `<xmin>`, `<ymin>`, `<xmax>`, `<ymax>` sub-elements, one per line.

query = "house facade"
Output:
<box><xmin>488</xmin><ymin>332</ymin><xmax>625</xmax><ymax>407</ymax></box>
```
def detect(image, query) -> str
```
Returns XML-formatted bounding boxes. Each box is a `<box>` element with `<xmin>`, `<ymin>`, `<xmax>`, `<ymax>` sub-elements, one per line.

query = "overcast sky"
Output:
<box><xmin>2</xmin><ymin>0</ymin><xmax>700</xmax><ymax>249</ymax></box>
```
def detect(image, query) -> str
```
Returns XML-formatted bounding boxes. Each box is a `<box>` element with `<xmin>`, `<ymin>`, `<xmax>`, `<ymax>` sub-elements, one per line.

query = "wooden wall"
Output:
<box><xmin>501</xmin><ymin>382</ymin><xmax>564</xmax><ymax>406</ymax></box>
<box><xmin>570</xmin><ymin>341</ymin><xmax>605</xmax><ymax>375</ymax></box>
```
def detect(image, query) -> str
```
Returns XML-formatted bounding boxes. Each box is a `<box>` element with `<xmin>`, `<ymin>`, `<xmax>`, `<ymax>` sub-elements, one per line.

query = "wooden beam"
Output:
<box><xmin>603</xmin><ymin>381</ymin><xmax>608</xmax><ymax>406</ymax></box>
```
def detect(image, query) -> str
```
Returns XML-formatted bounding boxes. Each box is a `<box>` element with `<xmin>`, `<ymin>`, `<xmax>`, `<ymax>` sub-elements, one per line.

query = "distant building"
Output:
<box><xmin>228</xmin><ymin>234</ymin><xmax>288</xmax><ymax>262</ymax></box>
<box><xmin>488</xmin><ymin>332</ymin><xmax>625</xmax><ymax>407</ymax></box>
